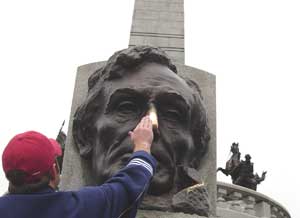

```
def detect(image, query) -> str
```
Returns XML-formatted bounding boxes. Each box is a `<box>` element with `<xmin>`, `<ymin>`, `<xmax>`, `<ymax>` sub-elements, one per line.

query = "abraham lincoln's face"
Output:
<box><xmin>84</xmin><ymin>62</ymin><xmax>203</xmax><ymax>194</ymax></box>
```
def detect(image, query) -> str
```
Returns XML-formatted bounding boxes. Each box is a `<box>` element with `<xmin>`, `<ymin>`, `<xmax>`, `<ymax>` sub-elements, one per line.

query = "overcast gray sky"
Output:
<box><xmin>0</xmin><ymin>0</ymin><xmax>299</xmax><ymax>217</ymax></box>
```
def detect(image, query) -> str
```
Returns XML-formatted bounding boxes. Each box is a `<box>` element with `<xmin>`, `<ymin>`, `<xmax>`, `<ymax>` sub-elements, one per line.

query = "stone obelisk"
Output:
<box><xmin>129</xmin><ymin>0</ymin><xmax>184</xmax><ymax>64</ymax></box>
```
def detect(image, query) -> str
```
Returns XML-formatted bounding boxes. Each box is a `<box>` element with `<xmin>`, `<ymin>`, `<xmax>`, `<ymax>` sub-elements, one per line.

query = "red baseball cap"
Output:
<box><xmin>2</xmin><ymin>131</ymin><xmax>57</xmax><ymax>184</ymax></box>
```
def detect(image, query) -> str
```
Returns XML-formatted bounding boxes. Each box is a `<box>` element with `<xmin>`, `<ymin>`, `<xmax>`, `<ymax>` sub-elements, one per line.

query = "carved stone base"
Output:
<box><xmin>140</xmin><ymin>184</ymin><xmax>211</xmax><ymax>217</ymax></box>
<box><xmin>137</xmin><ymin>210</ymin><xmax>209</xmax><ymax>218</ymax></box>
<box><xmin>172</xmin><ymin>184</ymin><xmax>211</xmax><ymax>217</ymax></box>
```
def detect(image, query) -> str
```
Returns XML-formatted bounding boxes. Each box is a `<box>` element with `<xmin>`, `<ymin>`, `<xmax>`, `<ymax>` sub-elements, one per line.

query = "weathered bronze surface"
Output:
<box><xmin>72</xmin><ymin>46</ymin><xmax>210</xmax><ymax>195</ymax></box>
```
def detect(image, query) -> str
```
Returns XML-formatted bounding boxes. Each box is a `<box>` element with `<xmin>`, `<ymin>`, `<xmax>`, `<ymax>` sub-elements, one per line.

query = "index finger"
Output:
<box><xmin>144</xmin><ymin>115</ymin><xmax>152</xmax><ymax>128</ymax></box>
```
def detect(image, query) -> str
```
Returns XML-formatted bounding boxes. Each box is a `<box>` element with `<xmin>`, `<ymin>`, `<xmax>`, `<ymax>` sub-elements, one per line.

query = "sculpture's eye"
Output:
<box><xmin>116</xmin><ymin>101</ymin><xmax>139</xmax><ymax>115</ymax></box>
<box><xmin>161</xmin><ymin>108</ymin><xmax>182</xmax><ymax>122</ymax></box>
<box><xmin>105</xmin><ymin>90</ymin><xmax>146</xmax><ymax>122</ymax></box>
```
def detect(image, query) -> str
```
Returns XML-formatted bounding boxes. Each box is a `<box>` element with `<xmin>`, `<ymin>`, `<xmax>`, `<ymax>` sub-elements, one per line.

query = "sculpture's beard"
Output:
<box><xmin>91</xmin><ymin>135</ymin><xmax>176</xmax><ymax>195</ymax></box>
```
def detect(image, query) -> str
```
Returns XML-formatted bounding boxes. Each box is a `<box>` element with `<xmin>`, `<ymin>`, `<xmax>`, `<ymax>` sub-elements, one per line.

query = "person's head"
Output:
<box><xmin>2</xmin><ymin>131</ymin><xmax>61</xmax><ymax>194</ymax></box>
<box><xmin>245</xmin><ymin>154</ymin><xmax>251</xmax><ymax>162</ymax></box>
<box><xmin>73</xmin><ymin>46</ymin><xmax>210</xmax><ymax>195</ymax></box>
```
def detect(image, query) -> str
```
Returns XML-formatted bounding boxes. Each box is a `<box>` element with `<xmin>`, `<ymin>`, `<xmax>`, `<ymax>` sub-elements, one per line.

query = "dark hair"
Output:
<box><xmin>6</xmin><ymin>158</ymin><xmax>60</xmax><ymax>194</ymax></box>
<box><xmin>6</xmin><ymin>170</ymin><xmax>51</xmax><ymax>194</ymax></box>
<box><xmin>73</xmin><ymin>45</ymin><xmax>210</xmax><ymax>168</ymax></box>
<box><xmin>88</xmin><ymin>45</ymin><xmax>177</xmax><ymax>89</ymax></box>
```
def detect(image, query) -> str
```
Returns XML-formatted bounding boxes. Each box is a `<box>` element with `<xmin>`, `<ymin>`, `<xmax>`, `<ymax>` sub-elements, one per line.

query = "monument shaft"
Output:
<box><xmin>129</xmin><ymin>0</ymin><xmax>184</xmax><ymax>64</ymax></box>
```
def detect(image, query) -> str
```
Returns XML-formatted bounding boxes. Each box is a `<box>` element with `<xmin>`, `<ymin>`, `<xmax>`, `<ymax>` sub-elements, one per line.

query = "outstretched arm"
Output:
<box><xmin>78</xmin><ymin>115</ymin><xmax>156</xmax><ymax>218</ymax></box>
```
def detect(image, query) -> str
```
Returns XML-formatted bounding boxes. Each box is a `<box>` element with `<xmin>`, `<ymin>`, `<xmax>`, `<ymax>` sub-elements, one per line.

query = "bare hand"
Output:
<box><xmin>129</xmin><ymin>115</ymin><xmax>153</xmax><ymax>153</ymax></box>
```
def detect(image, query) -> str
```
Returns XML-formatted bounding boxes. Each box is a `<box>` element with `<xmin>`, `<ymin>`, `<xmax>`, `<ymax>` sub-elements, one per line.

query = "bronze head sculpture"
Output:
<box><xmin>72</xmin><ymin>46</ymin><xmax>210</xmax><ymax>195</ymax></box>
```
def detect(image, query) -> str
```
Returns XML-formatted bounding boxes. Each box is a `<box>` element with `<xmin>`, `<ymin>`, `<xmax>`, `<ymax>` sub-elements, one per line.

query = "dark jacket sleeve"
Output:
<box><xmin>77</xmin><ymin>151</ymin><xmax>156</xmax><ymax>218</ymax></box>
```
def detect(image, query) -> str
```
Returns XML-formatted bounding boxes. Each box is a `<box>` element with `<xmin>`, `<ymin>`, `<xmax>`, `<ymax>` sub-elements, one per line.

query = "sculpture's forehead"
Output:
<box><xmin>107</xmin><ymin>63</ymin><xmax>194</xmax><ymax>100</ymax></box>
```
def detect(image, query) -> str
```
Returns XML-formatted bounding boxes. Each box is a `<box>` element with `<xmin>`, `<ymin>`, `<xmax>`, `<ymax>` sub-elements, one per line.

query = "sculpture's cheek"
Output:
<box><xmin>91</xmin><ymin>116</ymin><xmax>137</xmax><ymax>184</ymax></box>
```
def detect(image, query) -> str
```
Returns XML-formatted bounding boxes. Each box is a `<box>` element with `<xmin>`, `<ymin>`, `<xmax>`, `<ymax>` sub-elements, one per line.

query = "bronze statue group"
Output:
<box><xmin>217</xmin><ymin>142</ymin><xmax>267</xmax><ymax>191</ymax></box>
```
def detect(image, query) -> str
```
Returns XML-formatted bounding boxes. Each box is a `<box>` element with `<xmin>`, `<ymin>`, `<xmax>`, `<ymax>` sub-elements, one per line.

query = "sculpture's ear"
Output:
<box><xmin>72</xmin><ymin>106</ymin><xmax>95</xmax><ymax>159</ymax></box>
<box><xmin>72</xmin><ymin>78</ymin><xmax>106</xmax><ymax>159</ymax></box>
<box><xmin>72</xmin><ymin>67</ymin><xmax>104</xmax><ymax>158</ymax></box>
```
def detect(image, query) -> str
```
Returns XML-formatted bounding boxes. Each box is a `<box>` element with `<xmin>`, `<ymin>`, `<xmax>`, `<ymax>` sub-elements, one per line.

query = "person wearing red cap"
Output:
<box><xmin>0</xmin><ymin>115</ymin><xmax>156</xmax><ymax>218</ymax></box>
<box><xmin>2</xmin><ymin>131</ymin><xmax>62</xmax><ymax>194</ymax></box>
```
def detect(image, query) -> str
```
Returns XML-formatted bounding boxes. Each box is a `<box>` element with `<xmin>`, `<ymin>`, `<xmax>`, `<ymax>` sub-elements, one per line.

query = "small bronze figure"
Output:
<box><xmin>218</xmin><ymin>144</ymin><xmax>267</xmax><ymax>190</ymax></box>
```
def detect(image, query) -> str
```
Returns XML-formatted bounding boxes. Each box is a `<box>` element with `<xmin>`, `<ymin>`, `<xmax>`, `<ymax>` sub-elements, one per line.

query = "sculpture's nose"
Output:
<box><xmin>147</xmin><ymin>103</ymin><xmax>158</xmax><ymax>129</ymax></box>
<box><xmin>147</xmin><ymin>103</ymin><xmax>160</xmax><ymax>140</ymax></box>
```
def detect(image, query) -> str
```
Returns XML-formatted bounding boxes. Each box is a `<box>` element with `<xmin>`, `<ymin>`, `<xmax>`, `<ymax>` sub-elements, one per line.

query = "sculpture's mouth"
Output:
<box><xmin>147</xmin><ymin>146</ymin><xmax>175</xmax><ymax>195</ymax></box>
<box><xmin>95</xmin><ymin>136</ymin><xmax>176</xmax><ymax>194</ymax></box>
<box><xmin>151</xmin><ymin>154</ymin><xmax>172</xmax><ymax>174</ymax></box>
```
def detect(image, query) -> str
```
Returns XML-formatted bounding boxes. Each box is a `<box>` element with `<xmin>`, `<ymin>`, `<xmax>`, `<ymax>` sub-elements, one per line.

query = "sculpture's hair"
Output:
<box><xmin>88</xmin><ymin>46</ymin><xmax>177</xmax><ymax>89</ymax></box>
<box><xmin>73</xmin><ymin>45</ymin><xmax>210</xmax><ymax>168</ymax></box>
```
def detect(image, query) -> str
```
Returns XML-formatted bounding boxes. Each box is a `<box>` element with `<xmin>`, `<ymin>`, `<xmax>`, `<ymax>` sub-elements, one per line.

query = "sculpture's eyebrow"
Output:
<box><xmin>105</xmin><ymin>88</ymin><xmax>147</xmax><ymax>112</ymax></box>
<box><xmin>155</xmin><ymin>92</ymin><xmax>190</xmax><ymax>114</ymax></box>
